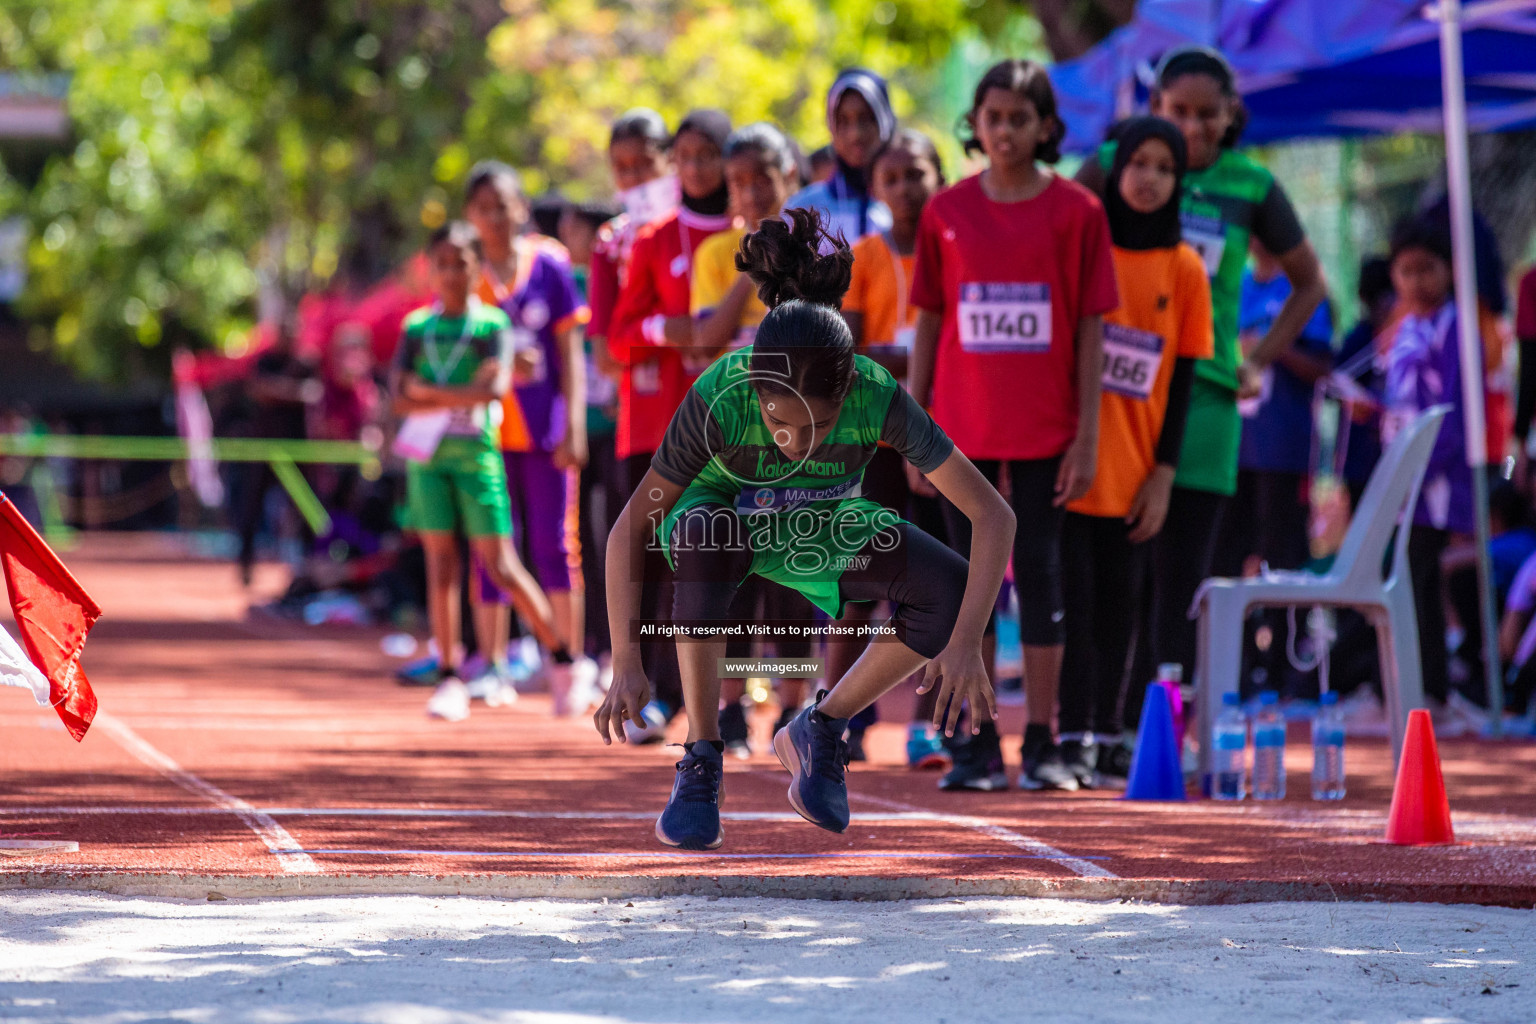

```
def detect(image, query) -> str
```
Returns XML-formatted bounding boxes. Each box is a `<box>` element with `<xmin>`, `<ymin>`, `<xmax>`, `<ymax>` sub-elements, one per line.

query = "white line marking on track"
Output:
<box><xmin>273</xmin><ymin>848</ymin><xmax>1107</xmax><ymax>861</ymax></box>
<box><xmin>0</xmin><ymin>805</ymin><xmax>1044</xmax><ymax>826</ymax></box>
<box><xmin>0</xmin><ymin>804</ymin><xmax>1119</xmax><ymax>871</ymax></box>
<box><xmin>849</xmin><ymin>792</ymin><xmax>1118</xmax><ymax>879</ymax></box>
<box><xmin>93</xmin><ymin>714</ymin><xmax>319</xmax><ymax>875</ymax></box>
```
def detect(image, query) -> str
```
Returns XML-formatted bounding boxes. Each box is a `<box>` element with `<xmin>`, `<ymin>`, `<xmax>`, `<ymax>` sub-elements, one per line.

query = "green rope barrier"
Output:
<box><xmin>268</xmin><ymin>453</ymin><xmax>332</xmax><ymax>536</ymax></box>
<box><xmin>0</xmin><ymin>434</ymin><xmax>380</xmax><ymax>470</ymax></box>
<box><xmin>1</xmin><ymin>432</ymin><xmax>379</xmax><ymax>539</ymax></box>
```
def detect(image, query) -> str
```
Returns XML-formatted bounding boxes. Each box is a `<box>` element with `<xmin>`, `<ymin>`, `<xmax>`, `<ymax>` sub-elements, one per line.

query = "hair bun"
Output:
<box><xmin>735</xmin><ymin>207</ymin><xmax>853</xmax><ymax>310</ymax></box>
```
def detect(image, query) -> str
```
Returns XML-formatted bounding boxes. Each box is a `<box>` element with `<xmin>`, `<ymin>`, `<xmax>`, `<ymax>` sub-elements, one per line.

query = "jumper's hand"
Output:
<box><xmin>594</xmin><ymin>657</ymin><xmax>651</xmax><ymax>745</ymax></box>
<box><xmin>916</xmin><ymin>643</ymin><xmax>995</xmax><ymax>738</ymax></box>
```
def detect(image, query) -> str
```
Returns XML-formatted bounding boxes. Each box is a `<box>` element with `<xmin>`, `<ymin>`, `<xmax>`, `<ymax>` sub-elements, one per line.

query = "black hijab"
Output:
<box><xmin>674</xmin><ymin>108</ymin><xmax>732</xmax><ymax>217</ymax></box>
<box><xmin>1105</xmin><ymin>116</ymin><xmax>1187</xmax><ymax>251</ymax></box>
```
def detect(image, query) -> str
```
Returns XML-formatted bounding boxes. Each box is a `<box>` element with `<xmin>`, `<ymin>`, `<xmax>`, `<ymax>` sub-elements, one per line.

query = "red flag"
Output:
<box><xmin>0</xmin><ymin>495</ymin><xmax>100</xmax><ymax>740</ymax></box>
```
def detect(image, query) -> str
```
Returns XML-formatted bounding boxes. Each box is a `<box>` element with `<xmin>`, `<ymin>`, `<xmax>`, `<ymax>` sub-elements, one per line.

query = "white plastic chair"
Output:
<box><xmin>1190</xmin><ymin>405</ymin><xmax>1449</xmax><ymax>784</ymax></box>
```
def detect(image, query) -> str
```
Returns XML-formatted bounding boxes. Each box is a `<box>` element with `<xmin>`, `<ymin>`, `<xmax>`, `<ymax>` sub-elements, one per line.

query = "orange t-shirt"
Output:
<box><xmin>1071</xmin><ymin>243</ymin><xmax>1214</xmax><ymax>519</ymax></box>
<box><xmin>846</xmin><ymin>233</ymin><xmax>917</xmax><ymax>348</ymax></box>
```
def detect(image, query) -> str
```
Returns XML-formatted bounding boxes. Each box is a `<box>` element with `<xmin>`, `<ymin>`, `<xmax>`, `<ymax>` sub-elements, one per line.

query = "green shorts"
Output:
<box><xmin>1173</xmin><ymin>376</ymin><xmax>1241</xmax><ymax>497</ymax></box>
<box><xmin>660</xmin><ymin>487</ymin><xmax>903</xmax><ymax>618</ymax></box>
<box><xmin>405</xmin><ymin>437</ymin><xmax>512</xmax><ymax>537</ymax></box>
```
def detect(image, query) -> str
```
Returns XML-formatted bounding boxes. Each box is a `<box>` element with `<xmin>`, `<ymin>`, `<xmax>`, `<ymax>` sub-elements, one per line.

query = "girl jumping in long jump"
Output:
<box><xmin>593</xmin><ymin>207</ymin><xmax>1014</xmax><ymax>850</ymax></box>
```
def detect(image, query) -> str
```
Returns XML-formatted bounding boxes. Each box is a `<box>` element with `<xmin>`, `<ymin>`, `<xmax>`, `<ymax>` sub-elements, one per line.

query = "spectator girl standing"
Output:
<box><xmin>909</xmin><ymin>59</ymin><xmax>1119</xmax><ymax>791</ymax></box>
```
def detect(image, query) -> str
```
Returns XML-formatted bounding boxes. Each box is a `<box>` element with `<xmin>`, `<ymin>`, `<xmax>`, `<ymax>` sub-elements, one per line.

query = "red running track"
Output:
<box><xmin>2</xmin><ymin>535</ymin><xmax>1534</xmax><ymax>905</ymax></box>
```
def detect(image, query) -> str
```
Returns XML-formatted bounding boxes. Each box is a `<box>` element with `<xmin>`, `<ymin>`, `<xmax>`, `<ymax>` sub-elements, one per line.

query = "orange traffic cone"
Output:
<box><xmin>1384</xmin><ymin>708</ymin><xmax>1455</xmax><ymax>846</ymax></box>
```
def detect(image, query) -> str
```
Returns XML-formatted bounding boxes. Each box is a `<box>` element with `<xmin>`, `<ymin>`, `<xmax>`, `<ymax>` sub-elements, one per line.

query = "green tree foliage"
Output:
<box><xmin>2</xmin><ymin>0</ymin><xmax>500</xmax><ymax>380</ymax></box>
<box><xmin>483</xmin><ymin>0</ymin><xmax>1020</xmax><ymax>198</ymax></box>
<box><xmin>2</xmin><ymin>0</ymin><xmax>1039</xmax><ymax>382</ymax></box>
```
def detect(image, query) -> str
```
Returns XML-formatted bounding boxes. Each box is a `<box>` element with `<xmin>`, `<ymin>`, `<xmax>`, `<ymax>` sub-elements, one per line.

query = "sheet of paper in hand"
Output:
<box><xmin>392</xmin><ymin>410</ymin><xmax>452</xmax><ymax>463</ymax></box>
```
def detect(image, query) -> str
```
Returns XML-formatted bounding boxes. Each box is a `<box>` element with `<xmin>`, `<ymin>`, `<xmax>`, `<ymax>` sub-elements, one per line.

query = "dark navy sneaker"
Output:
<box><xmin>1020</xmin><ymin>732</ymin><xmax>1080</xmax><ymax>792</ymax></box>
<box><xmin>654</xmin><ymin>740</ymin><xmax>726</xmax><ymax>850</ymax></box>
<box><xmin>773</xmin><ymin>693</ymin><xmax>850</xmax><ymax>833</ymax></box>
<box><xmin>1060</xmin><ymin>737</ymin><xmax>1099</xmax><ymax>790</ymax></box>
<box><xmin>938</xmin><ymin>727</ymin><xmax>1008</xmax><ymax>791</ymax></box>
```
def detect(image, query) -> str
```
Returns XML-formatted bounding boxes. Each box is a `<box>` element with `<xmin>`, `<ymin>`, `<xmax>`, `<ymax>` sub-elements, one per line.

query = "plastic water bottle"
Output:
<box><xmin>1252</xmin><ymin>691</ymin><xmax>1287</xmax><ymax>800</ymax></box>
<box><xmin>1311</xmin><ymin>691</ymin><xmax>1346</xmax><ymax>800</ymax></box>
<box><xmin>1211</xmin><ymin>692</ymin><xmax>1247</xmax><ymax>801</ymax></box>
<box><xmin>1155</xmin><ymin>663</ymin><xmax>1186</xmax><ymax>745</ymax></box>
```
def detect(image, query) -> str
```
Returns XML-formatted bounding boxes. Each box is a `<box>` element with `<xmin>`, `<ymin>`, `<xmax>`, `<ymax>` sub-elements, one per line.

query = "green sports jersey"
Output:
<box><xmin>1096</xmin><ymin>143</ymin><xmax>1305</xmax><ymax>494</ymax></box>
<box><xmin>393</xmin><ymin>299</ymin><xmax>514</xmax><ymax>452</ymax></box>
<box><xmin>651</xmin><ymin>348</ymin><xmax>954</xmax><ymax>615</ymax></box>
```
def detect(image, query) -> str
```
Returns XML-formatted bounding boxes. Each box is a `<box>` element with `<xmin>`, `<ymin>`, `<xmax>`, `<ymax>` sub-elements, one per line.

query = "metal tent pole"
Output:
<box><xmin>1437</xmin><ymin>0</ymin><xmax>1504</xmax><ymax>733</ymax></box>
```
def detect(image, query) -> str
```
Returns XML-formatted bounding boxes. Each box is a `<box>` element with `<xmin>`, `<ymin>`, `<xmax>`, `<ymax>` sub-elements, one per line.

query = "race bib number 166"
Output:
<box><xmin>958</xmin><ymin>282</ymin><xmax>1052</xmax><ymax>353</ymax></box>
<box><xmin>1101</xmin><ymin>323</ymin><xmax>1165</xmax><ymax>401</ymax></box>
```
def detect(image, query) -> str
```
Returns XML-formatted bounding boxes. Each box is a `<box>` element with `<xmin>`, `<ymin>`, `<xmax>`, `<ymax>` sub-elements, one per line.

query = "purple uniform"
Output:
<box><xmin>1385</xmin><ymin>301</ymin><xmax>1474</xmax><ymax>534</ymax></box>
<box><xmin>502</xmin><ymin>239</ymin><xmax>589</xmax><ymax>454</ymax></box>
<box><xmin>478</xmin><ymin>239</ymin><xmax>588</xmax><ymax>600</ymax></box>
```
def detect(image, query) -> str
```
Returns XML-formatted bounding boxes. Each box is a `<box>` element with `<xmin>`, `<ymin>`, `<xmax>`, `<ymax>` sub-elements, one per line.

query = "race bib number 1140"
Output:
<box><xmin>958</xmin><ymin>282</ymin><xmax>1052</xmax><ymax>353</ymax></box>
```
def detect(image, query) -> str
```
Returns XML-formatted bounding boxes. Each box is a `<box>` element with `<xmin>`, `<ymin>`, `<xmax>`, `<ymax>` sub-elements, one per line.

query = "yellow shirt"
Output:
<box><xmin>690</xmin><ymin>227</ymin><xmax>767</xmax><ymax>346</ymax></box>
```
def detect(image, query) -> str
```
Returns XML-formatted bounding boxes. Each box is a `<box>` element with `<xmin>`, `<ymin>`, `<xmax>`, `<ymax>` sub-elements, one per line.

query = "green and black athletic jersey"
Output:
<box><xmin>652</xmin><ymin>348</ymin><xmax>953</xmax><ymax>507</ymax></box>
<box><xmin>650</xmin><ymin>347</ymin><xmax>954</xmax><ymax>615</ymax></box>
<box><xmin>393</xmin><ymin>299</ymin><xmax>515</xmax><ymax>450</ymax></box>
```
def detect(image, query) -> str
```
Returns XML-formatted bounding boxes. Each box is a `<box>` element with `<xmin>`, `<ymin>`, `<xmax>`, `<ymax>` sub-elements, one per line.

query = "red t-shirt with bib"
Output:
<box><xmin>911</xmin><ymin>174</ymin><xmax>1118</xmax><ymax>460</ymax></box>
<box><xmin>607</xmin><ymin>208</ymin><xmax>732</xmax><ymax>459</ymax></box>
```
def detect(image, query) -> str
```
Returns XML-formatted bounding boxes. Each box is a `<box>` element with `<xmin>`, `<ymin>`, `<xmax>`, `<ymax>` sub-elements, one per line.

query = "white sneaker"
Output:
<box><xmin>1446</xmin><ymin>690</ymin><xmax>1489</xmax><ymax>733</ymax></box>
<box><xmin>548</xmin><ymin>657</ymin><xmax>601</xmax><ymax>717</ymax></box>
<box><xmin>509</xmin><ymin>636</ymin><xmax>544</xmax><ymax>692</ymax></box>
<box><xmin>567</xmin><ymin>657</ymin><xmax>601</xmax><ymax>716</ymax></box>
<box><xmin>1427</xmin><ymin>697</ymin><xmax>1472</xmax><ymax>738</ymax></box>
<box><xmin>623</xmin><ymin>701</ymin><xmax>669</xmax><ymax>744</ymax></box>
<box><xmin>465</xmin><ymin>665</ymin><xmax>518</xmax><ymax>708</ymax></box>
<box><xmin>548</xmin><ymin>662</ymin><xmax>573</xmax><ymax>716</ymax></box>
<box><xmin>426</xmin><ymin>677</ymin><xmax>471</xmax><ymax>722</ymax></box>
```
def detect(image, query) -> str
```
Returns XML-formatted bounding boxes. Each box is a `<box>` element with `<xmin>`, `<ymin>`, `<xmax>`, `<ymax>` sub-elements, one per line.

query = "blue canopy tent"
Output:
<box><xmin>1050</xmin><ymin>0</ymin><xmax>1536</xmax><ymax>729</ymax></box>
<box><xmin>1051</xmin><ymin>0</ymin><xmax>1536</xmax><ymax>152</ymax></box>
<box><xmin>1240</xmin><ymin>2</ymin><xmax>1536</xmax><ymax>143</ymax></box>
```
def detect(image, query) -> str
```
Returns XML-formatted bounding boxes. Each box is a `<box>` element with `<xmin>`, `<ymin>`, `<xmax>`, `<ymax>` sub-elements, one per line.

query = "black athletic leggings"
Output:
<box><xmin>1060</xmin><ymin>512</ymin><xmax>1147</xmax><ymax>737</ymax></box>
<box><xmin>1409</xmin><ymin>525</ymin><xmax>1450</xmax><ymax>703</ymax></box>
<box><xmin>940</xmin><ymin>457</ymin><xmax>1065</xmax><ymax>646</ymax></box>
<box><xmin>722</xmin><ymin>576</ymin><xmax>816</xmax><ymax>661</ymax></box>
<box><xmin>579</xmin><ymin>431</ymin><xmax>622</xmax><ymax>656</ymax></box>
<box><xmin>1214</xmin><ymin>468</ymin><xmax>1313</xmax><ymax>696</ymax></box>
<box><xmin>1128</xmin><ymin>485</ymin><xmax>1227</xmax><ymax>716</ymax></box>
<box><xmin>670</xmin><ymin>505</ymin><xmax>969</xmax><ymax>660</ymax></box>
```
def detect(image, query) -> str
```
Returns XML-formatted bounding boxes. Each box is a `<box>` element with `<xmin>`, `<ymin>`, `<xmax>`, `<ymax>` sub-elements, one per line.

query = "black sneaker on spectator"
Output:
<box><xmin>719</xmin><ymin>700</ymin><xmax>751</xmax><ymax>759</ymax></box>
<box><xmin>1059</xmin><ymin>737</ymin><xmax>1098</xmax><ymax>789</ymax></box>
<box><xmin>1094</xmin><ymin>739</ymin><xmax>1134</xmax><ymax>790</ymax></box>
<box><xmin>846</xmin><ymin>728</ymin><xmax>868</xmax><ymax>763</ymax></box>
<box><xmin>1020</xmin><ymin>726</ymin><xmax>1079</xmax><ymax>791</ymax></box>
<box><xmin>939</xmin><ymin>725</ymin><xmax>1008</xmax><ymax>791</ymax></box>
